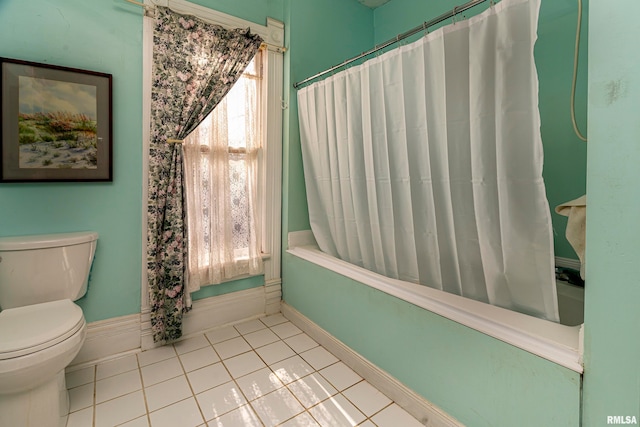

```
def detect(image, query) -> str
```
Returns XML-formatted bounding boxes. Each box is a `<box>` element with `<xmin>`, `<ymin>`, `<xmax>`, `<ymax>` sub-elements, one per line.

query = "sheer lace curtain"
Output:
<box><xmin>183</xmin><ymin>69</ymin><xmax>263</xmax><ymax>296</ymax></box>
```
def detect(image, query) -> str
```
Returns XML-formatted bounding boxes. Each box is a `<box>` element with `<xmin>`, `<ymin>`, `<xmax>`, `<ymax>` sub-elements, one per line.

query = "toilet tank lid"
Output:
<box><xmin>0</xmin><ymin>231</ymin><xmax>98</xmax><ymax>251</ymax></box>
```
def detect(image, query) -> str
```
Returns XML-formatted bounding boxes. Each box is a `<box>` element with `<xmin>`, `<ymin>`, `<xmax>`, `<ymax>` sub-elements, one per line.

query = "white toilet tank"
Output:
<box><xmin>0</xmin><ymin>231</ymin><xmax>98</xmax><ymax>309</ymax></box>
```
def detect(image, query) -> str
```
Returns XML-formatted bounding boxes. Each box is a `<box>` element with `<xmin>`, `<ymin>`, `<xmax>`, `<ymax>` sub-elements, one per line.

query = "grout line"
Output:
<box><xmin>366</xmin><ymin>401</ymin><xmax>395</xmax><ymax>423</ymax></box>
<box><xmin>175</xmin><ymin>343</ymin><xmax>208</xmax><ymax>425</ymax></box>
<box><xmin>135</xmin><ymin>352</ymin><xmax>152</xmax><ymax>427</ymax></box>
<box><xmin>236</xmin><ymin>323</ymin><xmax>313</xmax><ymax>426</ymax></box>
<box><xmin>79</xmin><ymin>315</ymin><xmax>410</xmax><ymax>427</ymax></box>
<box><xmin>211</xmin><ymin>324</ymin><xmax>273</xmax><ymax>425</ymax></box>
<box><xmin>92</xmin><ymin>365</ymin><xmax>97</xmax><ymax>427</ymax></box>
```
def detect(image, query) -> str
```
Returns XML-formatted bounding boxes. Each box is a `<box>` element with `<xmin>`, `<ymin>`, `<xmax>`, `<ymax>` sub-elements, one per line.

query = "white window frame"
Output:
<box><xmin>140</xmin><ymin>0</ymin><xmax>284</xmax><ymax>348</ymax></box>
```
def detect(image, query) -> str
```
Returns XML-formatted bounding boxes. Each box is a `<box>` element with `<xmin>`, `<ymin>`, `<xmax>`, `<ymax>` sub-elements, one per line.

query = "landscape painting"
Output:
<box><xmin>1</xmin><ymin>57</ymin><xmax>112</xmax><ymax>182</ymax></box>
<box><xmin>18</xmin><ymin>76</ymin><xmax>98</xmax><ymax>169</ymax></box>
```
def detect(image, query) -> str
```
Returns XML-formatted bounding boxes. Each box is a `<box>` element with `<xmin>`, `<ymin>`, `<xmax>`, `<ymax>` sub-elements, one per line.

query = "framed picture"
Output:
<box><xmin>1</xmin><ymin>57</ymin><xmax>112</xmax><ymax>182</ymax></box>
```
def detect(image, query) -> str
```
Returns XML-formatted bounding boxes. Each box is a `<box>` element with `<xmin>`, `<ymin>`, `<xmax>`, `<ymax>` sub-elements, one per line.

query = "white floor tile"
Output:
<box><xmin>137</xmin><ymin>345</ymin><xmax>177</xmax><ymax>367</ymax></box>
<box><xmin>255</xmin><ymin>341</ymin><xmax>296</xmax><ymax>365</ymax></box>
<box><xmin>140</xmin><ymin>357</ymin><xmax>183</xmax><ymax>387</ymax></box>
<box><xmin>234</xmin><ymin>319</ymin><xmax>266</xmax><ymax>335</ymax></box>
<box><xmin>145</xmin><ymin>375</ymin><xmax>193</xmax><ymax>412</ymax></box>
<box><xmin>270</xmin><ymin>355</ymin><xmax>314</xmax><ymax>385</ymax></box>
<box><xmin>287</xmin><ymin>373</ymin><xmax>337</xmax><ymax>409</ymax></box>
<box><xmin>371</xmin><ymin>403</ymin><xmax>424</xmax><ymax>427</ymax></box>
<box><xmin>300</xmin><ymin>346</ymin><xmax>339</xmax><ymax>370</ymax></box>
<box><xmin>196</xmin><ymin>381</ymin><xmax>247</xmax><ymax>421</ymax></box>
<box><xmin>284</xmin><ymin>333</ymin><xmax>318</xmax><ymax>353</ymax></box>
<box><xmin>235</xmin><ymin>367</ymin><xmax>284</xmax><ymax>401</ymax></box>
<box><xmin>250</xmin><ymin>388</ymin><xmax>305</xmax><ymax>427</ymax></box>
<box><xmin>173</xmin><ymin>334</ymin><xmax>210</xmax><ymax>355</ymax></box>
<box><xmin>180</xmin><ymin>346</ymin><xmax>221</xmax><ymax>372</ymax></box>
<box><xmin>308</xmin><ymin>394</ymin><xmax>366</xmax><ymax>427</ymax></box>
<box><xmin>280</xmin><ymin>412</ymin><xmax>321</xmax><ymax>427</ymax></box>
<box><xmin>319</xmin><ymin>362</ymin><xmax>362</xmax><ymax>391</ymax></box>
<box><xmin>149</xmin><ymin>397</ymin><xmax>204</xmax><ymax>427</ymax></box>
<box><xmin>342</xmin><ymin>381</ymin><xmax>392</xmax><ymax>417</ymax></box>
<box><xmin>259</xmin><ymin>314</ymin><xmax>288</xmax><ymax>327</ymax></box>
<box><xmin>66</xmin><ymin>406</ymin><xmax>93</xmax><ymax>427</ymax></box>
<box><xmin>223</xmin><ymin>351</ymin><xmax>267</xmax><ymax>379</ymax></box>
<box><xmin>213</xmin><ymin>337</ymin><xmax>252</xmax><ymax>360</ymax></box>
<box><xmin>206</xmin><ymin>404</ymin><xmax>262</xmax><ymax>427</ymax></box>
<box><xmin>96</xmin><ymin>369</ymin><xmax>142</xmax><ymax>403</ymax></box>
<box><xmin>243</xmin><ymin>328</ymin><xmax>280</xmax><ymax>348</ymax></box>
<box><xmin>120</xmin><ymin>416</ymin><xmax>150</xmax><ymax>427</ymax></box>
<box><xmin>65</xmin><ymin>366</ymin><xmax>95</xmax><ymax>388</ymax></box>
<box><xmin>187</xmin><ymin>362</ymin><xmax>232</xmax><ymax>394</ymax></box>
<box><xmin>205</xmin><ymin>326</ymin><xmax>240</xmax><ymax>345</ymax></box>
<box><xmin>270</xmin><ymin>322</ymin><xmax>302</xmax><ymax>339</ymax></box>
<box><xmin>66</xmin><ymin>315</ymin><xmax>423</xmax><ymax>427</ymax></box>
<box><xmin>95</xmin><ymin>390</ymin><xmax>146</xmax><ymax>427</ymax></box>
<box><xmin>68</xmin><ymin>382</ymin><xmax>94</xmax><ymax>412</ymax></box>
<box><xmin>96</xmin><ymin>354</ymin><xmax>139</xmax><ymax>380</ymax></box>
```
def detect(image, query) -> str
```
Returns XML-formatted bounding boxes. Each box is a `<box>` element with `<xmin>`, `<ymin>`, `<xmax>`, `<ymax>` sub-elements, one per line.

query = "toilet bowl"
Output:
<box><xmin>0</xmin><ymin>232</ymin><xmax>97</xmax><ymax>427</ymax></box>
<box><xmin>0</xmin><ymin>301</ymin><xmax>86</xmax><ymax>427</ymax></box>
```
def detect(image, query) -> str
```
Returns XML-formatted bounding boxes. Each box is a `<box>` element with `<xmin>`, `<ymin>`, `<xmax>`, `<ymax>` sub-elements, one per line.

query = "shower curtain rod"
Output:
<box><xmin>293</xmin><ymin>0</ymin><xmax>490</xmax><ymax>89</ymax></box>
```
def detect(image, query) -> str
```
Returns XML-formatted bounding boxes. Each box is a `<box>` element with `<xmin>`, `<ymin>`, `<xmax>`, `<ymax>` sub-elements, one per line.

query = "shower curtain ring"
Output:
<box><xmin>452</xmin><ymin>6</ymin><xmax>459</xmax><ymax>24</ymax></box>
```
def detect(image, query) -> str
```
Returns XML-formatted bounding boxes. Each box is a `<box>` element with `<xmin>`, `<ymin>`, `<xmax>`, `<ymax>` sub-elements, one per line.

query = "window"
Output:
<box><xmin>183</xmin><ymin>52</ymin><xmax>264</xmax><ymax>289</ymax></box>
<box><xmin>142</xmin><ymin>7</ymin><xmax>284</xmax><ymax>346</ymax></box>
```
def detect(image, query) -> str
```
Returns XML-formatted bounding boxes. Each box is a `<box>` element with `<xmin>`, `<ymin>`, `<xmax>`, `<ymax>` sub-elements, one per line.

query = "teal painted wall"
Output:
<box><xmin>582</xmin><ymin>0</ymin><xmax>640</xmax><ymax>424</ymax></box>
<box><xmin>189</xmin><ymin>0</ymin><xmax>284</xmax><ymax>25</ymax></box>
<box><xmin>0</xmin><ymin>0</ymin><xmax>279</xmax><ymax>322</ymax></box>
<box><xmin>281</xmin><ymin>0</ymin><xmax>583</xmax><ymax>426</ymax></box>
<box><xmin>536</xmin><ymin>0</ymin><xmax>588</xmax><ymax>260</ymax></box>
<box><xmin>284</xmin><ymin>255</ymin><xmax>581</xmax><ymax>426</ymax></box>
<box><xmin>283</xmin><ymin>0</ymin><xmax>373</xmax><ymax>235</ymax></box>
<box><xmin>0</xmin><ymin>0</ymin><xmax>143</xmax><ymax>322</ymax></box>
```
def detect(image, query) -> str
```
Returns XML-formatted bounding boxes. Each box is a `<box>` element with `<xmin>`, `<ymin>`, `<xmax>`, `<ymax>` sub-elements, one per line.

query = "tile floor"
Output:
<box><xmin>65</xmin><ymin>314</ymin><xmax>424</xmax><ymax>427</ymax></box>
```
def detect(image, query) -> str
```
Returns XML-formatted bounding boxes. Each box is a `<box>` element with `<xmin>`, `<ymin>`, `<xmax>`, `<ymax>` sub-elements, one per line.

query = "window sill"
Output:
<box><xmin>195</xmin><ymin>253</ymin><xmax>271</xmax><ymax>286</ymax></box>
<box><xmin>287</xmin><ymin>231</ymin><xmax>583</xmax><ymax>373</ymax></box>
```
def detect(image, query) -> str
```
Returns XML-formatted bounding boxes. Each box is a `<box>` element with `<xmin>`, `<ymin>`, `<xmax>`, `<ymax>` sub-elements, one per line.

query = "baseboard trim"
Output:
<box><xmin>281</xmin><ymin>303</ymin><xmax>463</xmax><ymax>427</ymax></box>
<box><xmin>265</xmin><ymin>278</ymin><xmax>283</xmax><ymax>315</ymax></box>
<box><xmin>141</xmin><ymin>286</ymin><xmax>268</xmax><ymax>350</ymax></box>
<box><xmin>71</xmin><ymin>313</ymin><xmax>141</xmax><ymax>367</ymax></box>
<box><xmin>72</xmin><ymin>285</ymin><xmax>282</xmax><ymax>364</ymax></box>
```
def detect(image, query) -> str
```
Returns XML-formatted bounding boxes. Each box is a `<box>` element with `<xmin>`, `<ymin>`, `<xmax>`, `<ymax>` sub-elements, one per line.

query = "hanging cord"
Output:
<box><xmin>571</xmin><ymin>0</ymin><xmax>587</xmax><ymax>142</ymax></box>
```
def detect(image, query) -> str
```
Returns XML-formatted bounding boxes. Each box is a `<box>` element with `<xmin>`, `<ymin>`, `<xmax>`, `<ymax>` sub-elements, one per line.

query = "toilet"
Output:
<box><xmin>0</xmin><ymin>231</ymin><xmax>98</xmax><ymax>427</ymax></box>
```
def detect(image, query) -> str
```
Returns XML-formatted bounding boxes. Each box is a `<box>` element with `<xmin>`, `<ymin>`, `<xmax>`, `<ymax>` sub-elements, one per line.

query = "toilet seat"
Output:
<box><xmin>0</xmin><ymin>299</ymin><xmax>85</xmax><ymax>360</ymax></box>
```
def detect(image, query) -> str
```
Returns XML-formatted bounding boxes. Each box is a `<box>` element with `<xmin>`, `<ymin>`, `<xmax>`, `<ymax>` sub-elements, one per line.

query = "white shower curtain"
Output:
<box><xmin>297</xmin><ymin>0</ymin><xmax>559</xmax><ymax>322</ymax></box>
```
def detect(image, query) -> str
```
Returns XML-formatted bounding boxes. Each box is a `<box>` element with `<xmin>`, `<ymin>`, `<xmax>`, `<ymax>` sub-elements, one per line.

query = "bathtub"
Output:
<box><xmin>288</xmin><ymin>230</ymin><xmax>583</xmax><ymax>373</ymax></box>
<box><xmin>557</xmin><ymin>280</ymin><xmax>585</xmax><ymax>327</ymax></box>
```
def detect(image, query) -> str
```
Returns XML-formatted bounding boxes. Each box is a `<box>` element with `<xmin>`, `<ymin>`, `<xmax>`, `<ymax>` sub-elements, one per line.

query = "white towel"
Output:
<box><xmin>555</xmin><ymin>195</ymin><xmax>586</xmax><ymax>279</ymax></box>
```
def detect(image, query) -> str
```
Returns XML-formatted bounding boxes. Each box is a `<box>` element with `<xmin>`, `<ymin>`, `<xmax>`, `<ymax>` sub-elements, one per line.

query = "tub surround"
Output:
<box><xmin>287</xmin><ymin>231</ymin><xmax>583</xmax><ymax>373</ymax></box>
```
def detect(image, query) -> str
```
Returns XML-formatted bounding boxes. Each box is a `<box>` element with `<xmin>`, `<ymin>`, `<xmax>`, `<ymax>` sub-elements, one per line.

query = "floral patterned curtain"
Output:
<box><xmin>147</xmin><ymin>6</ymin><xmax>263</xmax><ymax>343</ymax></box>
